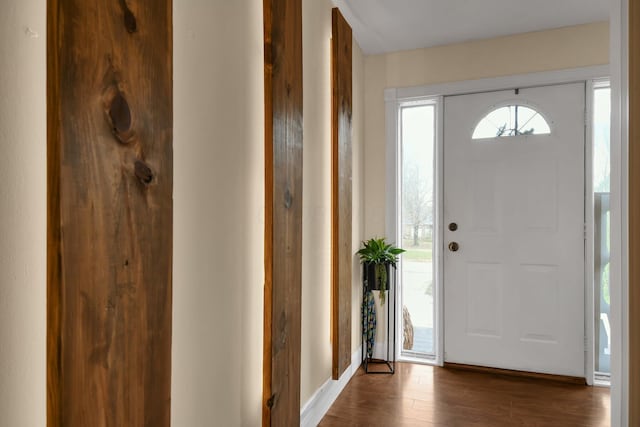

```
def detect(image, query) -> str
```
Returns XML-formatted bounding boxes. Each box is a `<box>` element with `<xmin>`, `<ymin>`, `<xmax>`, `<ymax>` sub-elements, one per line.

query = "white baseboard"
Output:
<box><xmin>300</xmin><ymin>346</ymin><xmax>362</xmax><ymax>427</ymax></box>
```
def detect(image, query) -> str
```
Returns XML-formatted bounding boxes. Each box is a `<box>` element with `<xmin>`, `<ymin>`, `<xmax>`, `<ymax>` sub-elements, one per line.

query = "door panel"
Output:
<box><xmin>465</xmin><ymin>262</ymin><xmax>503</xmax><ymax>338</ymax></box>
<box><xmin>444</xmin><ymin>83</ymin><xmax>585</xmax><ymax>377</ymax></box>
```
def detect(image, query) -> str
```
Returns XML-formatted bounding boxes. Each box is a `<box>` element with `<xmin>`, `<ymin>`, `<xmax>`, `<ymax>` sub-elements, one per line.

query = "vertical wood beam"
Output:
<box><xmin>47</xmin><ymin>1</ymin><xmax>173</xmax><ymax>425</ymax></box>
<box><xmin>629</xmin><ymin>0</ymin><xmax>640</xmax><ymax>423</ymax></box>
<box><xmin>331</xmin><ymin>7</ymin><xmax>353</xmax><ymax>380</ymax></box>
<box><xmin>263</xmin><ymin>0</ymin><xmax>303</xmax><ymax>425</ymax></box>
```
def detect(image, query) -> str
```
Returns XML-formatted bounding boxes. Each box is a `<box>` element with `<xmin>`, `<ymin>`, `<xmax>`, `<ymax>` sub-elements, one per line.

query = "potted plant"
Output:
<box><xmin>357</xmin><ymin>237</ymin><xmax>405</xmax><ymax>304</ymax></box>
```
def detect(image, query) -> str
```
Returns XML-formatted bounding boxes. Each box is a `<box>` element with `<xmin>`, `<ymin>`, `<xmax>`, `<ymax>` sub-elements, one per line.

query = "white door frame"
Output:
<box><xmin>610</xmin><ymin>0</ymin><xmax>629</xmax><ymax>425</ymax></box>
<box><xmin>386</xmin><ymin>2</ymin><xmax>630</xmax><ymax>422</ymax></box>
<box><xmin>384</xmin><ymin>64</ymin><xmax>614</xmax><ymax>392</ymax></box>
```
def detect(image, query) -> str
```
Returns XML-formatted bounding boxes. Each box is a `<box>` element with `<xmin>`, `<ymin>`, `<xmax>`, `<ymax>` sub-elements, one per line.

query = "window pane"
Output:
<box><xmin>401</xmin><ymin>104</ymin><xmax>435</xmax><ymax>356</ymax></box>
<box><xmin>594</xmin><ymin>86</ymin><xmax>611</xmax><ymax>375</ymax></box>
<box><xmin>472</xmin><ymin>105</ymin><xmax>551</xmax><ymax>139</ymax></box>
<box><xmin>521</xmin><ymin>113</ymin><xmax>551</xmax><ymax>135</ymax></box>
<box><xmin>593</xmin><ymin>88</ymin><xmax>611</xmax><ymax>192</ymax></box>
<box><xmin>515</xmin><ymin>106</ymin><xmax>537</xmax><ymax>133</ymax></box>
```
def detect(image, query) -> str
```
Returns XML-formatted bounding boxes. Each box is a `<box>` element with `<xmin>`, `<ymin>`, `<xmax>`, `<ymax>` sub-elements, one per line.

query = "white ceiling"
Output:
<box><xmin>332</xmin><ymin>0</ymin><xmax>610</xmax><ymax>55</ymax></box>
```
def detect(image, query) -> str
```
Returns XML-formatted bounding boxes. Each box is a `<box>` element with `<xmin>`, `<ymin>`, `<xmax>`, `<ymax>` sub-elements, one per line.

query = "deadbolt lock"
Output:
<box><xmin>449</xmin><ymin>222</ymin><xmax>458</xmax><ymax>231</ymax></box>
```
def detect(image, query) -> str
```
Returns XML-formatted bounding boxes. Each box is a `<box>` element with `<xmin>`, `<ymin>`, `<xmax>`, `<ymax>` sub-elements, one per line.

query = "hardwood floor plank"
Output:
<box><xmin>320</xmin><ymin>363</ymin><xmax>610</xmax><ymax>427</ymax></box>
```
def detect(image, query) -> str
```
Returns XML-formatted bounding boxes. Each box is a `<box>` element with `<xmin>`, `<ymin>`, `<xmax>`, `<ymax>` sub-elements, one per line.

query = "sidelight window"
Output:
<box><xmin>399</xmin><ymin>103</ymin><xmax>436</xmax><ymax>358</ymax></box>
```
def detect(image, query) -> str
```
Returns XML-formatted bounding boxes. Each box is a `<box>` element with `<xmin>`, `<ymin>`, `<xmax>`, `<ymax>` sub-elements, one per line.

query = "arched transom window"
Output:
<box><xmin>472</xmin><ymin>105</ymin><xmax>551</xmax><ymax>139</ymax></box>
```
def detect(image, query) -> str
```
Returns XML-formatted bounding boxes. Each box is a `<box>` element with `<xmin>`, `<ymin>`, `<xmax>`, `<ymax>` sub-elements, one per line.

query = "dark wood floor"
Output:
<box><xmin>320</xmin><ymin>363</ymin><xmax>610</xmax><ymax>427</ymax></box>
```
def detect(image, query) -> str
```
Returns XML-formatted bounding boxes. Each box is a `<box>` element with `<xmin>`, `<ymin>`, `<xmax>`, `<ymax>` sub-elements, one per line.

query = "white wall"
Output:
<box><xmin>0</xmin><ymin>1</ymin><xmax>266</xmax><ymax>425</ymax></box>
<box><xmin>172</xmin><ymin>1</ymin><xmax>265</xmax><ymax>426</ymax></box>
<box><xmin>301</xmin><ymin>0</ymin><xmax>366</xmax><ymax>405</ymax></box>
<box><xmin>0</xmin><ymin>1</ymin><xmax>364</xmax><ymax>425</ymax></box>
<box><xmin>175</xmin><ymin>0</ymin><xmax>366</xmax><ymax>423</ymax></box>
<box><xmin>5</xmin><ymin>1</ymin><xmax>592</xmax><ymax>425</ymax></box>
<box><xmin>351</xmin><ymin>42</ymin><xmax>366</xmax><ymax>358</ymax></box>
<box><xmin>363</xmin><ymin>22</ymin><xmax>610</xmax><ymax>237</ymax></box>
<box><xmin>0</xmin><ymin>1</ymin><xmax>46</xmax><ymax>426</ymax></box>
<box><xmin>301</xmin><ymin>0</ymin><xmax>333</xmax><ymax>404</ymax></box>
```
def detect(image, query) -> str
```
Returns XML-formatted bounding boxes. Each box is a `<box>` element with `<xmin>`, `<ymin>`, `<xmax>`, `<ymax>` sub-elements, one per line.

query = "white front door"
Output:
<box><xmin>443</xmin><ymin>83</ymin><xmax>585</xmax><ymax>377</ymax></box>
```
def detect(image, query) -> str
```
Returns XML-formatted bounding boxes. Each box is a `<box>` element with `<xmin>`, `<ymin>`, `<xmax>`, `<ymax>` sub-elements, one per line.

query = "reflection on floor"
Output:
<box><xmin>320</xmin><ymin>363</ymin><xmax>610</xmax><ymax>427</ymax></box>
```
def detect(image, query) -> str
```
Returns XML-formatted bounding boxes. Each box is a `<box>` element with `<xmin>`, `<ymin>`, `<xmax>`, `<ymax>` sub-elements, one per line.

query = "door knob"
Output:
<box><xmin>448</xmin><ymin>242</ymin><xmax>459</xmax><ymax>252</ymax></box>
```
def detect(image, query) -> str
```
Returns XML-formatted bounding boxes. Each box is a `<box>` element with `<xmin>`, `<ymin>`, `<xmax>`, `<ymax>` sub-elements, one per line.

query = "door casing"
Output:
<box><xmin>385</xmin><ymin>65</ymin><xmax>609</xmax><ymax>384</ymax></box>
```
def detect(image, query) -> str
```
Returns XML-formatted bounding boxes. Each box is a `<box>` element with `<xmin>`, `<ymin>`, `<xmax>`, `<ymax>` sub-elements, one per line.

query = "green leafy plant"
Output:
<box><xmin>357</xmin><ymin>237</ymin><xmax>405</xmax><ymax>304</ymax></box>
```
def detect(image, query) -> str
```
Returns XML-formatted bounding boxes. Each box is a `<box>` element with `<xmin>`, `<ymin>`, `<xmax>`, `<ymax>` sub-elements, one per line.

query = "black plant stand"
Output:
<box><xmin>362</xmin><ymin>267</ymin><xmax>396</xmax><ymax>374</ymax></box>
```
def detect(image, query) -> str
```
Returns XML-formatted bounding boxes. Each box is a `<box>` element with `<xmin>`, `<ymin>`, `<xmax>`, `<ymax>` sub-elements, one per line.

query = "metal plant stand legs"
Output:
<box><xmin>362</xmin><ymin>270</ymin><xmax>396</xmax><ymax>374</ymax></box>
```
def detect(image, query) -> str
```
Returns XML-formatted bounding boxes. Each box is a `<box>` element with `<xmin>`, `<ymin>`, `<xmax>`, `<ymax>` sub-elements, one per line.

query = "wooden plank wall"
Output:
<box><xmin>331</xmin><ymin>7</ymin><xmax>353</xmax><ymax>380</ymax></box>
<box><xmin>629</xmin><ymin>1</ymin><xmax>639</xmax><ymax>423</ymax></box>
<box><xmin>262</xmin><ymin>0</ymin><xmax>303</xmax><ymax>425</ymax></box>
<box><xmin>47</xmin><ymin>1</ymin><xmax>173</xmax><ymax>425</ymax></box>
